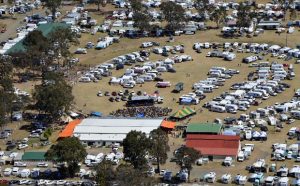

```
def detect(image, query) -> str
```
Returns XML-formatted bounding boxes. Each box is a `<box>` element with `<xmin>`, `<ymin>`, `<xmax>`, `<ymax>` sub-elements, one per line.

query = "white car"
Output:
<box><xmin>18</xmin><ymin>144</ymin><xmax>28</xmax><ymax>150</ymax></box>
<box><xmin>19</xmin><ymin>179</ymin><xmax>30</xmax><ymax>185</ymax></box>
<box><xmin>29</xmin><ymin>133</ymin><xmax>40</xmax><ymax>138</ymax></box>
<box><xmin>37</xmin><ymin>162</ymin><xmax>48</xmax><ymax>167</ymax></box>
<box><xmin>75</xmin><ymin>48</ymin><xmax>87</xmax><ymax>54</ymax></box>
<box><xmin>56</xmin><ymin>180</ymin><xmax>67</xmax><ymax>185</ymax></box>
<box><xmin>14</xmin><ymin>161</ymin><xmax>27</xmax><ymax>167</ymax></box>
<box><xmin>278</xmin><ymin>54</ymin><xmax>286</xmax><ymax>59</ymax></box>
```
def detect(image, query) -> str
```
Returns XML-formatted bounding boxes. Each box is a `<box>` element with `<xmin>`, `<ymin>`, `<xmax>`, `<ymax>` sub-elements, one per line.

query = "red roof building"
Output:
<box><xmin>186</xmin><ymin>134</ymin><xmax>241</xmax><ymax>160</ymax></box>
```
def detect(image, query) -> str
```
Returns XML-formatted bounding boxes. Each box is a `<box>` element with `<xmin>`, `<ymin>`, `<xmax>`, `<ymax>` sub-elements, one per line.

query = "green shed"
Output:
<box><xmin>186</xmin><ymin>123</ymin><xmax>223</xmax><ymax>135</ymax></box>
<box><xmin>6</xmin><ymin>23</ymin><xmax>69</xmax><ymax>54</ymax></box>
<box><xmin>22</xmin><ymin>152</ymin><xmax>46</xmax><ymax>161</ymax></box>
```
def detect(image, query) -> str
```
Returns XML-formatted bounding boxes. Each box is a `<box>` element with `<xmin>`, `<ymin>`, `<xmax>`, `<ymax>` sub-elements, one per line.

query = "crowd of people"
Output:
<box><xmin>110</xmin><ymin>106</ymin><xmax>172</xmax><ymax>118</ymax></box>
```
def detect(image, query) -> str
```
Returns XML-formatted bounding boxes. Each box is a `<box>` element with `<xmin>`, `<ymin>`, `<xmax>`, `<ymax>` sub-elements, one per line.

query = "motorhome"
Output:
<box><xmin>210</xmin><ymin>105</ymin><xmax>226</xmax><ymax>113</ymax></box>
<box><xmin>278</xmin><ymin>177</ymin><xmax>289</xmax><ymax>186</ymax></box>
<box><xmin>291</xmin><ymin>110</ymin><xmax>300</xmax><ymax>119</ymax></box>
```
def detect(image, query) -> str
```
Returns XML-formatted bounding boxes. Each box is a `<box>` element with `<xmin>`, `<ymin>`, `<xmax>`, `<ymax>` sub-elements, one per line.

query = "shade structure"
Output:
<box><xmin>171</xmin><ymin>107</ymin><xmax>196</xmax><ymax>120</ymax></box>
<box><xmin>59</xmin><ymin>119</ymin><xmax>82</xmax><ymax>138</ymax></box>
<box><xmin>160</xmin><ymin>120</ymin><xmax>176</xmax><ymax>129</ymax></box>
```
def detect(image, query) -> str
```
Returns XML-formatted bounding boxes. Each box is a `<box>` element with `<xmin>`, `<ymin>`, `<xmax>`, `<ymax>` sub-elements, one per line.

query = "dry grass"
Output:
<box><xmin>5</xmin><ymin>4</ymin><xmax>300</xmax><ymax>181</ymax></box>
<box><xmin>71</xmin><ymin>26</ymin><xmax>300</xmax><ymax>181</ymax></box>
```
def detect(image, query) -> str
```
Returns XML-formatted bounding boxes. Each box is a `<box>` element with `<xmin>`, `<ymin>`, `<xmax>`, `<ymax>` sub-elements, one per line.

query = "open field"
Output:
<box><xmin>71</xmin><ymin>26</ymin><xmax>300</xmax><ymax>182</ymax></box>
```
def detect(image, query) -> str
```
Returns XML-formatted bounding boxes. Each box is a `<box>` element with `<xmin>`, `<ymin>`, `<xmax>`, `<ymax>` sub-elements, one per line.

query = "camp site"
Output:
<box><xmin>2</xmin><ymin>0</ymin><xmax>300</xmax><ymax>185</ymax></box>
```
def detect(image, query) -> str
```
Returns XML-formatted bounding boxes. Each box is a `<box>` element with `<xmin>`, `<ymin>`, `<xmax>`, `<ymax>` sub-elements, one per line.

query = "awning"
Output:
<box><xmin>161</xmin><ymin>120</ymin><xmax>176</xmax><ymax>129</ymax></box>
<box><xmin>59</xmin><ymin>119</ymin><xmax>82</xmax><ymax>138</ymax></box>
<box><xmin>171</xmin><ymin>107</ymin><xmax>196</xmax><ymax>119</ymax></box>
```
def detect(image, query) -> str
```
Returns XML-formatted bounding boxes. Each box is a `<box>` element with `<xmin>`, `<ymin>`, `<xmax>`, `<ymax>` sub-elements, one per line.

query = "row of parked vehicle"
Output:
<box><xmin>2</xmin><ymin>179</ymin><xmax>95</xmax><ymax>185</ymax></box>
<box><xmin>204</xmin><ymin>79</ymin><xmax>289</xmax><ymax>114</ymax></box>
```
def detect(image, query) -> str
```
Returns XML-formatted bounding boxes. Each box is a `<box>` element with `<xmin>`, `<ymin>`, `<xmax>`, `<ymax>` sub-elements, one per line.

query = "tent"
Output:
<box><xmin>170</xmin><ymin>107</ymin><xmax>196</xmax><ymax>120</ymax></box>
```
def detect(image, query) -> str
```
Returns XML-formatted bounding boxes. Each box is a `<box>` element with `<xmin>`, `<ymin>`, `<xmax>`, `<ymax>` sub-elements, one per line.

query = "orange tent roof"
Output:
<box><xmin>59</xmin><ymin>119</ymin><xmax>82</xmax><ymax>138</ymax></box>
<box><xmin>161</xmin><ymin>120</ymin><xmax>176</xmax><ymax>129</ymax></box>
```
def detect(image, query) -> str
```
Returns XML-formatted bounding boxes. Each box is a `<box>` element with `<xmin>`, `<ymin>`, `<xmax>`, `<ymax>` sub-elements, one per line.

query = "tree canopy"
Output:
<box><xmin>44</xmin><ymin>0</ymin><xmax>62</xmax><ymax>21</ymax></box>
<box><xmin>132</xmin><ymin>12</ymin><xmax>152</xmax><ymax>32</ymax></box>
<box><xmin>94</xmin><ymin>160</ymin><xmax>115</xmax><ymax>186</ymax></box>
<box><xmin>236</xmin><ymin>3</ymin><xmax>252</xmax><ymax>28</ymax></box>
<box><xmin>195</xmin><ymin>0</ymin><xmax>213</xmax><ymax>20</ymax></box>
<box><xmin>33</xmin><ymin>71</ymin><xmax>74</xmax><ymax>121</ymax></box>
<box><xmin>149</xmin><ymin>128</ymin><xmax>170</xmax><ymax>172</ymax></box>
<box><xmin>45</xmin><ymin>137</ymin><xmax>87</xmax><ymax>177</ymax></box>
<box><xmin>175</xmin><ymin>146</ymin><xmax>201</xmax><ymax>181</ymax></box>
<box><xmin>115</xmin><ymin>164</ymin><xmax>157</xmax><ymax>186</ymax></box>
<box><xmin>160</xmin><ymin>1</ymin><xmax>186</xmax><ymax>32</ymax></box>
<box><xmin>123</xmin><ymin>130</ymin><xmax>151</xmax><ymax>169</ymax></box>
<box><xmin>210</xmin><ymin>7</ymin><xmax>227</xmax><ymax>28</ymax></box>
<box><xmin>0</xmin><ymin>56</ymin><xmax>15</xmax><ymax>125</ymax></box>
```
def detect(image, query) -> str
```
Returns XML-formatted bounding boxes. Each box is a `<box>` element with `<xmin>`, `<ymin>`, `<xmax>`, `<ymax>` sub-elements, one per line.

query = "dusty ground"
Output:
<box><xmin>3</xmin><ymin>3</ymin><xmax>300</xmax><ymax>184</ymax></box>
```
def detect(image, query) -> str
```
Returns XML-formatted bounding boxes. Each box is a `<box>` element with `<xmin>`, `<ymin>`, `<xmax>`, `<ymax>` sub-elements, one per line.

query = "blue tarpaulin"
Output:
<box><xmin>90</xmin><ymin>112</ymin><xmax>102</xmax><ymax>117</ymax></box>
<box><xmin>136</xmin><ymin>113</ymin><xmax>145</xmax><ymax>118</ymax></box>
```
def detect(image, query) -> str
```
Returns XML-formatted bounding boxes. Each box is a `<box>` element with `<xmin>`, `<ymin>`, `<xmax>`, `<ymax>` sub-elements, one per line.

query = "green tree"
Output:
<box><xmin>44</xmin><ymin>0</ymin><xmax>62</xmax><ymax>21</ymax></box>
<box><xmin>23</xmin><ymin>30</ymin><xmax>49</xmax><ymax>51</ymax></box>
<box><xmin>94</xmin><ymin>160</ymin><xmax>115</xmax><ymax>186</ymax></box>
<box><xmin>23</xmin><ymin>30</ymin><xmax>50</xmax><ymax>72</ymax></box>
<box><xmin>160</xmin><ymin>1</ymin><xmax>186</xmax><ymax>32</ymax></box>
<box><xmin>290</xmin><ymin>8</ymin><xmax>298</xmax><ymax>21</ymax></box>
<box><xmin>33</xmin><ymin>71</ymin><xmax>74</xmax><ymax>121</ymax></box>
<box><xmin>48</xmin><ymin>27</ymin><xmax>79</xmax><ymax>67</ymax></box>
<box><xmin>0</xmin><ymin>56</ymin><xmax>15</xmax><ymax>124</ymax></box>
<box><xmin>123</xmin><ymin>130</ymin><xmax>150</xmax><ymax>169</ymax></box>
<box><xmin>149</xmin><ymin>128</ymin><xmax>170</xmax><ymax>172</ymax></box>
<box><xmin>115</xmin><ymin>164</ymin><xmax>157</xmax><ymax>186</ymax></box>
<box><xmin>175</xmin><ymin>146</ymin><xmax>201</xmax><ymax>182</ymax></box>
<box><xmin>95</xmin><ymin>0</ymin><xmax>107</xmax><ymax>11</ymax></box>
<box><xmin>132</xmin><ymin>12</ymin><xmax>152</xmax><ymax>32</ymax></box>
<box><xmin>129</xmin><ymin>0</ymin><xmax>144</xmax><ymax>12</ymax></box>
<box><xmin>210</xmin><ymin>7</ymin><xmax>227</xmax><ymax>28</ymax></box>
<box><xmin>195</xmin><ymin>0</ymin><xmax>213</xmax><ymax>20</ymax></box>
<box><xmin>45</xmin><ymin>137</ymin><xmax>87</xmax><ymax>177</ymax></box>
<box><xmin>236</xmin><ymin>3</ymin><xmax>252</xmax><ymax>28</ymax></box>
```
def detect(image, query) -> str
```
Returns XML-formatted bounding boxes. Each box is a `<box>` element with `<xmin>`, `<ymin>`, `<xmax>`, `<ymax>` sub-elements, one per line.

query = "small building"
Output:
<box><xmin>186</xmin><ymin>134</ymin><xmax>241</xmax><ymax>161</ymax></box>
<box><xmin>257</xmin><ymin>20</ymin><xmax>281</xmax><ymax>30</ymax></box>
<box><xmin>185</xmin><ymin>123</ymin><xmax>223</xmax><ymax>135</ymax></box>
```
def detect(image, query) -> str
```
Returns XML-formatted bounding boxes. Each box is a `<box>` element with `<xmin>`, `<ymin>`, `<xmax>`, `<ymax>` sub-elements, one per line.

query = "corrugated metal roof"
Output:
<box><xmin>186</xmin><ymin>134</ymin><xmax>240</xmax><ymax>156</ymax></box>
<box><xmin>186</xmin><ymin>123</ymin><xmax>222</xmax><ymax>133</ymax></box>
<box><xmin>73</xmin><ymin>118</ymin><xmax>163</xmax><ymax>142</ymax></box>
<box><xmin>74</xmin><ymin>126</ymin><xmax>158</xmax><ymax>134</ymax></box>
<box><xmin>78</xmin><ymin>118</ymin><xmax>163</xmax><ymax>127</ymax></box>
<box><xmin>75</xmin><ymin>133</ymin><xmax>127</xmax><ymax>142</ymax></box>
